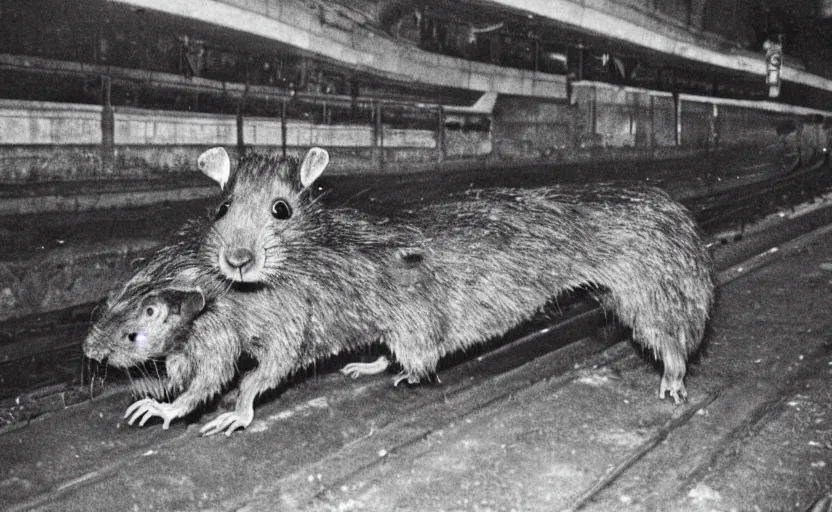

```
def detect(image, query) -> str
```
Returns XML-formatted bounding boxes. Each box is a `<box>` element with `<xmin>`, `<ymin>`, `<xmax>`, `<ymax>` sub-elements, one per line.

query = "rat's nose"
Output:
<box><xmin>83</xmin><ymin>343</ymin><xmax>111</xmax><ymax>363</ymax></box>
<box><xmin>225</xmin><ymin>247</ymin><xmax>254</xmax><ymax>270</ymax></box>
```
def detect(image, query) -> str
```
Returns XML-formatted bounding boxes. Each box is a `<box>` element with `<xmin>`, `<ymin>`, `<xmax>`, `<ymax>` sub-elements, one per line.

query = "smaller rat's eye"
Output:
<box><xmin>128</xmin><ymin>331</ymin><xmax>147</xmax><ymax>345</ymax></box>
<box><xmin>271</xmin><ymin>199</ymin><xmax>292</xmax><ymax>220</ymax></box>
<box><xmin>145</xmin><ymin>306</ymin><xmax>155</xmax><ymax>317</ymax></box>
<box><xmin>215</xmin><ymin>200</ymin><xmax>231</xmax><ymax>220</ymax></box>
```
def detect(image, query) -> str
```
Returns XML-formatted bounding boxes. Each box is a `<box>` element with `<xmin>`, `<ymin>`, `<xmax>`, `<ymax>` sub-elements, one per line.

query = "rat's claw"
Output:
<box><xmin>124</xmin><ymin>397</ymin><xmax>153</xmax><ymax>419</ymax></box>
<box><xmin>340</xmin><ymin>356</ymin><xmax>391</xmax><ymax>379</ymax></box>
<box><xmin>200</xmin><ymin>410</ymin><xmax>254</xmax><ymax>437</ymax></box>
<box><xmin>659</xmin><ymin>376</ymin><xmax>688</xmax><ymax>405</ymax></box>
<box><xmin>392</xmin><ymin>370</ymin><xmax>421</xmax><ymax>387</ymax></box>
<box><xmin>124</xmin><ymin>398</ymin><xmax>182</xmax><ymax>429</ymax></box>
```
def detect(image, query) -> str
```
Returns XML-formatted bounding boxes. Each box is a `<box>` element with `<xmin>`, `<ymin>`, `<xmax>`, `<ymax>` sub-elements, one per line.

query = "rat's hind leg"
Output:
<box><xmin>637</xmin><ymin>325</ymin><xmax>689</xmax><ymax>405</ymax></box>
<box><xmin>378</xmin><ymin>299</ymin><xmax>446</xmax><ymax>387</ymax></box>
<box><xmin>606</xmin><ymin>280</ymin><xmax>698</xmax><ymax>405</ymax></box>
<box><xmin>340</xmin><ymin>355</ymin><xmax>391</xmax><ymax>379</ymax></box>
<box><xmin>657</xmin><ymin>328</ymin><xmax>691</xmax><ymax>404</ymax></box>
<box><xmin>659</xmin><ymin>351</ymin><xmax>688</xmax><ymax>405</ymax></box>
<box><xmin>386</xmin><ymin>335</ymin><xmax>442</xmax><ymax>387</ymax></box>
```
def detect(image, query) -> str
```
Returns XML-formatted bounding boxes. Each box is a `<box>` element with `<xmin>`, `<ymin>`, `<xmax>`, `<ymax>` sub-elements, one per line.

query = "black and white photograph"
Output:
<box><xmin>1</xmin><ymin>0</ymin><xmax>831</xmax><ymax>510</ymax></box>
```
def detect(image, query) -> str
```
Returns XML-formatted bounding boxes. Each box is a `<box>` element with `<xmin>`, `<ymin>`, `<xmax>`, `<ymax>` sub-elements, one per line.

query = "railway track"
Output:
<box><xmin>689</xmin><ymin>158</ymin><xmax>832</xmax><ymax>233</ymax></box>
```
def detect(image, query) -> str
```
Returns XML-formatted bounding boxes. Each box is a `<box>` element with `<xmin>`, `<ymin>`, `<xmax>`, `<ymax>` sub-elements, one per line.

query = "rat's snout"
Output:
<box><xmin>225</xmin><ymin>247</ymin><xmax>254</xmax><ymax>269</ymax></box>
<box><xmin>83</xmin><ymin>338</ymin><xmax>111</xmax><ymax>363</ymax></box>
<box><xmin>218</xmin><ymin>246</ymin><xmax>264</xmax><ymax>282</ymax></box>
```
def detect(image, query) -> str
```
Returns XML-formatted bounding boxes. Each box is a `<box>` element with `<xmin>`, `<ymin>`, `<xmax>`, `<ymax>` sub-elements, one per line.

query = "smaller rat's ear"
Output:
<box><xmin>299</xmin><ymin>147</ymin><xmax>329</xmax><ymax>189</ymax></box>
<box><xmin>179</xmin><ymin>288</ymin><xmax>206</xmax><ymax>322</ymax></box>
<box><xmin>198</xmin><ymin>147</ymin><xmax>231</xmax><ymax>190</ymax></box>
<box><xmin>160</xmin><ymin>287</ymin><xmax>206</xmax><ymax>323</ymax></box>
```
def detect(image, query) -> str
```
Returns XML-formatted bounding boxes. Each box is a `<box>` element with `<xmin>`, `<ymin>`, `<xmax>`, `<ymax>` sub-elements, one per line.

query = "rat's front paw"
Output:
<box><xmin>124</xmin><ymin>398</ymin><xmax>184</xmax><ymax>430</ymax></box>
<box><xmin>200</xmin><ymin>409</ymin><xmax>254</xmax><ymax>437</ymax></box>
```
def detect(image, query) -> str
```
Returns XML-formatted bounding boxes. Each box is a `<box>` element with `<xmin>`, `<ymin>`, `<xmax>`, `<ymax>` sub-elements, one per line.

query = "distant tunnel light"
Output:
<box><xmin>820</xmin><ymin>0</ymin><xmax>832</xmax><ymax>18</ymax></box>
<box><xmin>548</xmin><ymin>53</ymin><xmax>567</xmax><ymax>64</ymax></box>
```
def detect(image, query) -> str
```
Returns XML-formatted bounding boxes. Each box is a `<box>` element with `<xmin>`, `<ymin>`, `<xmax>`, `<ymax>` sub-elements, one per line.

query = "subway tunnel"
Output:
<box><xmin>1</xmin><ymin>1</ymin><xmax>832</xmax><ymax>510</ymax></box>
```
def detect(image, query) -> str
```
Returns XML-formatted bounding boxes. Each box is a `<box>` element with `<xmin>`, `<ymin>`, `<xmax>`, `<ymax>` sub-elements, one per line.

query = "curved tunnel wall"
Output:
<box><xmin>0</xmin><ymin>99</ymin><xmax>490</xmax><ymax>185</ymax></box>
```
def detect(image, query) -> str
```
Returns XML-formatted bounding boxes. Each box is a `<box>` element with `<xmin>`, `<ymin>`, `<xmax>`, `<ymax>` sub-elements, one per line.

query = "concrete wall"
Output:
<box><xmin>0</xmin><ymin>101</ymin><xmax>104</xmax><ymax>181</ymax></box>
<box><xmin>492</xmin><ymin>84</ymin><xmax>683</xmax><ymax>163</ymax></box>
<box><xmin>0</xmin><ymin>101</ymin><xmax>102</xmax><ymax>145</ymax></box>
<box><xmin>1</xmin><ymin>87</ymin><xmax>827</xmax><ymax>184</ymax></box>
<box><xmin>446</xmin><ymin>130</ymin><xmax>493</xmax><ymax>159</ymax></box>
<box><xmin>679</xmin><ymin>95</ymin><xmax>805</xmax><ymax>173</ymax></box>
<box><xmin>585</xmin><ymin>85</ymin><xmax>677</xmax><ymax>150</ymax></box>
<box><xmin>679</xmin><ymin>100</ymin><xmax>712</xmax><ymax>149</ymax></box>
<box><xmin>491</xmin><ymin>98</ymin><xmax>574</xmax><ymax>160</ymax></box>
<box><xmin>0</xmin><ymin>100</ymin><xmax>487</xmax><ymax>182</ymax></box>
<box><xmin>2</xmin><ymin>90</ymin><xmax>827</xmax><ymax>185</ymax></box>
<box><xmin>0</xmin><ymin>240</ymin><xmax>159</xmax><ymax>324</ymax></box>
<box><xmin>573</xmin><ymin>85</ymin><xmax>678</xmax><ymax>149</ymax></box>
<box><xmin>490</xmin><ymin>82</ymin><xmax>825</xmax><ymax>178</ymax></box>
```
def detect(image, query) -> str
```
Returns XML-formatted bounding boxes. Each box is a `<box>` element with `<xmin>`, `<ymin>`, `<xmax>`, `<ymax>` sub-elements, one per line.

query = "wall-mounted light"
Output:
<box><xmin>466</xmin><ymin>22</ymin><xmax>504</xmax><ymax>44</ymax></box>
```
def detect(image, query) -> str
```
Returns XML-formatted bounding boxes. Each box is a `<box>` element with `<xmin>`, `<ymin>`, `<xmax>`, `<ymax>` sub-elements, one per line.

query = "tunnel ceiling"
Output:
<box><xmin>375</xmin><ymin>0</ymin><xmax>832</xmax><ymax>79</ymax></box>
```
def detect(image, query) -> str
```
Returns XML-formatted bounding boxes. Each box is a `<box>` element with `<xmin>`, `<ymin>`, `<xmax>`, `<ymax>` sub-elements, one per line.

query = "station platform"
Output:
<box><xmin>1</xmin><ymin>182</ymin><xmax>831</xmax><ymax>511</ymax></box>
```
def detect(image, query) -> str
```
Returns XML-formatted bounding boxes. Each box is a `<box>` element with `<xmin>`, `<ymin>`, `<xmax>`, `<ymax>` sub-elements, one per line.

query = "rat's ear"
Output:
<box><xmin>299</xmin><ymin>147</ymin><xmax>329</xmax><ymax>189</ymax></box>
<box><xmin>198</xmin><ymin>147</ymin><xmax>231</xmax><ymax>190</ymax></box>
<box><xmin>159</xmin><ymin>287</ymin><xmax>206</xmax><ymax>322</ymax></box>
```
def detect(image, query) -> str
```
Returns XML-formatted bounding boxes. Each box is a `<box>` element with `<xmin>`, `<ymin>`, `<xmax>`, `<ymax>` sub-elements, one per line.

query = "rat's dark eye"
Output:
<box><xmin>271</xmin><ymin>199</ymin><xmax>292</xmax><ymax>219</ymax></box>
<box><xmin>215</xmin><ymin>200</ymin><xmax>231</xmax><ymax>219</ymax></box>
<box><xmin>128</xmin><ymin>331</ymin><xmax>147</xmax><ymax>345</ymax></box>
<box><xmin>145</xmin><ymin>306</ymin><xmax>155</xmax><ymax>317</ymax></box>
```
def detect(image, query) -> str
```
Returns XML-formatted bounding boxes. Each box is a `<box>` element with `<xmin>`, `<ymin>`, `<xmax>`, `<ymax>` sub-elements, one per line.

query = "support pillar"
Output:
<box><xmin>674</xmin><ymin>92</ymin><xmax>682</xmax><ymax>147</ymax></box>
<box><xmin>372</xmin><ymin>102</ymin><xmax>384</xmax><ymax>171</ymax></box>
<box><xmin>236</xmin><ymin>83</ymin><xmax>249</xmax><ymax>156</ymax></box>
<box><xmin>437</xmin><ymin>106</ymin><xmax>446</xmax><ymax>164</ymax></box>
<box><xmin>100</xmin><ymin>75</ymin><xmax>114</xmax><ymax>173</ymax></box>
<box><xmin>281</xmin><ymin>98</ymin><xmax>288</xmax><ymax>158</ymax></box>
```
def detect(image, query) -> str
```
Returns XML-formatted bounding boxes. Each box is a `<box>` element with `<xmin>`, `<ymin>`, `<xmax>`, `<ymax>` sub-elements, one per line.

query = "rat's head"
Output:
<box><xmin>83</xmin><ymin>284</ymin><xmax>206</xmax><ymax>368</ymax></box>
<box><xmin>198</xmin><ymin>147</ymin><xmax>329</xmax><ymax>284</ymax></box>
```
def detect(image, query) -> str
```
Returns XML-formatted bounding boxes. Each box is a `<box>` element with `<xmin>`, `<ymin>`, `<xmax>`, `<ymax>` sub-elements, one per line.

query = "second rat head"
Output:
<box><xmin>84</xmin><ymin>283</ymin><xmax>206</xmax><ymax>368</ymax></box>
<box><xmin>198</xmin><ymin>147</ymin><xmax>329</xmax><ymax>284</ymax></box>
